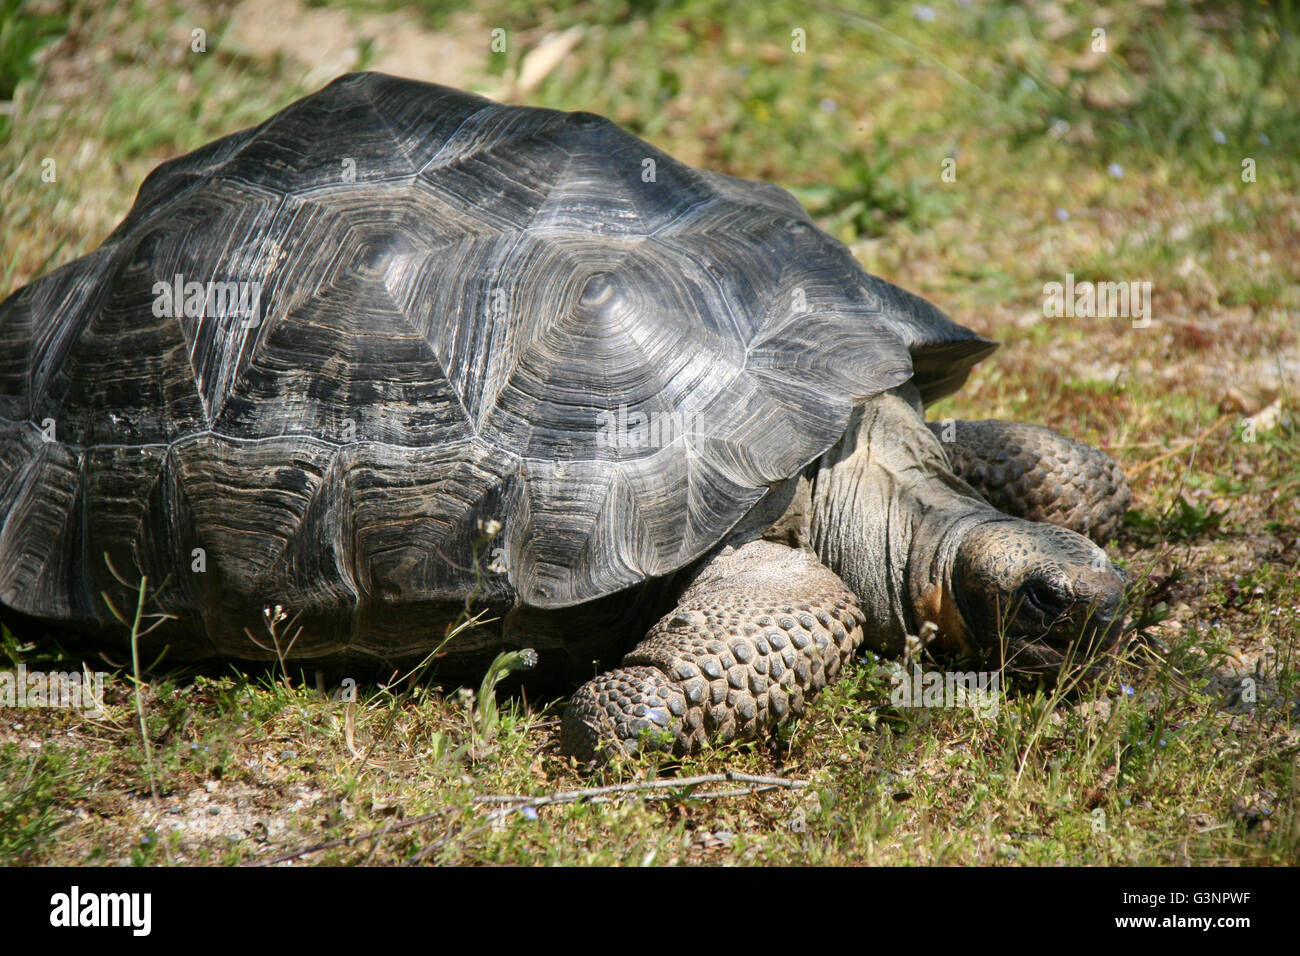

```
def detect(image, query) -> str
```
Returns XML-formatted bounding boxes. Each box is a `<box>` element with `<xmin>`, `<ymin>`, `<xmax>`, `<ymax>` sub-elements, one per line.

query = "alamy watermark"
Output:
<box><xmin>890</xmin><ymin>665</ymin><xmax>1001</xmax><ymax>718</ymax></box>
<box><xmin>596</xmin><ymin>404</ymin><xmax>701</xmax><ymax>450</ymax></box>
<box><xmin>152</xmin><ymin>273</ymin><xmax>263</xmax><ymax>327</ymax></box>
<box><xmin>49</xmin><ymin>886</ymin><xmax>150</xmax><ymax>936</ymax></box>
<box><xmin>0</xmin><ymin>665</ymin><xmax>107</xmax><ymax>718</ymax></box>
<box><xmin>1043</xmin><ymin>273</ymin><xmax>1152</xmax><ymax>328</ymax></box>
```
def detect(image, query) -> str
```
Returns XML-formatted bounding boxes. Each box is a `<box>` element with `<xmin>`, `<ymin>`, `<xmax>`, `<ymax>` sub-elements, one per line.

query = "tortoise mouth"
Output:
<box><xmin>943</xmin><ymin>578</ymin><xmax>1127</xmax><ymax>674</ymax></box>
<box><xmin>953</xmin><ymin>571</ymin><xmax>1128</xmax><ymax>675</ymax></box>
<box><xmin>998</xmin><ymin>609</ymin><xmax>1127</xmax><ymax>675</ymax></box>
<box><xmin>949</xmin><ymin>518</ymin><xmax>1129</xmax><ymax>675</ymax></box>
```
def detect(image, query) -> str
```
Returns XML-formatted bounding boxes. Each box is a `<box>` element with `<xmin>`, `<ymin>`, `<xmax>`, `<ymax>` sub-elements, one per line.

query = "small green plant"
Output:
<box><xmin>129</xmin><ymin>829</ymin><xmax>163</xmax><ymax>867</ymax></box>
<box><xmin>101</xmin><ymin>555</ymin><xmax>175</xmax><ymax>803</ymax></box>
<box><xmin>1124</xmin><ymin>496</ymin><xmax>1223</xmax><ymax>543</ymax></box>
<box><xmin>0</xmin><ymin>623</ymin><xmax>28</xmax><ymax>668</ymax></box>
<box><xmin>245</xmin><ymin>605</ymin><xmax>304</xmax><ymax>687</ymax></box>
<box><xmin>1164</xmin><ymin>496</ymin><xmax>1224</xmax><ymax>540</ymax></box>
<box><xmin>467</xmin><ymin>647</ymin><xmax>538</xmax><ymax>758</ymax></box>
<box><xmin>795</xmin><ymin>137</ymin><xmax>947</xmax><ymax>241</ymax></box>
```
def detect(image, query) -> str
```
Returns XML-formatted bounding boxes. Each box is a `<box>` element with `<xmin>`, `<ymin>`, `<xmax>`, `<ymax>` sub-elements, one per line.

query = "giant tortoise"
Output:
<box><xmin>0</xmin><ymin>73</ymin><xmax>1130</xmax><ymax>761</ymax></box>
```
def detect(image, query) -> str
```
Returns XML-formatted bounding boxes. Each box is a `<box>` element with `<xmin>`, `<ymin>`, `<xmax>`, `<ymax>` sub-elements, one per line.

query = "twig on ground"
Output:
<box><xmin>471</xmin><ymin>770</ymin><xmax>810</xmax><ymax>809</ymax></box>
<box><xmin>250</xmin><ymin>770</ymin><xmax>810</xmax><ymax>865</ymax></box>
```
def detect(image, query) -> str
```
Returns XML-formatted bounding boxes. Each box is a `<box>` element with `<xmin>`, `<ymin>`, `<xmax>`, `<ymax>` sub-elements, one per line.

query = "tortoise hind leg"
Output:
<box><xmin>927</xmin><ymin>419</ymin><xmax>1131</xmax><ymax>544</ymax></box>
<box><xmin>560</xmin><ymin>541</ymin><xmax>864</xmax><ymax>763</ymax></box>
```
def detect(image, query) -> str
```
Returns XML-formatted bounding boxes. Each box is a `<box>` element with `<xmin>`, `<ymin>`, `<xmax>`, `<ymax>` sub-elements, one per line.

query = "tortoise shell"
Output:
<box><xmin>0</xmin><ymin>73</ymin><xmax>994</xmax><ymax>663</ymax></box>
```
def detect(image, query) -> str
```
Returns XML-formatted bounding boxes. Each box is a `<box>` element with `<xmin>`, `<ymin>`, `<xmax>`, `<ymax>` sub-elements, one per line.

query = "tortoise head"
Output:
<box><xmin>939</xmin><ymin>518</ymin><xmax>1127</xmax><ymax>671</ymax></box>
<box><xmin>810</xmin><ymin>386</ymin><xmax>1128</xmax><ymax>674</ymax></box>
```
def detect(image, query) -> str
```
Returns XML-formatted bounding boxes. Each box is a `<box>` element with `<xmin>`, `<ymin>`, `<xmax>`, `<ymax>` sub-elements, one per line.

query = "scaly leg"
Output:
<box><xmin>561</xmin><ymin>541</ymin><xmax>864</xmax><ymax>763</ymax></box>
<box><xmin>928</xmin><ymin>419</ymin><xmax>1130</xmax><ymax>543</ymax></box>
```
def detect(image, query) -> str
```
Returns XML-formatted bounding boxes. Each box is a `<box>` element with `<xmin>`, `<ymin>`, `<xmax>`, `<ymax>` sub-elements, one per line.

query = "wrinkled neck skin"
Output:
<box><xmin>809</xmin><ymin>384</ymin><xmax>1003</xmax><ymax>656</ymax></box>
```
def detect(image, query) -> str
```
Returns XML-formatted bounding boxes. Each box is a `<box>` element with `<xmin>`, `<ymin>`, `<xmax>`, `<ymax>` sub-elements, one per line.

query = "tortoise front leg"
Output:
<box><xmin>927</xmin><ymin>419</ymin><xmax>1131</xmax><ymax>544</ymax></box>
<box><xmin>560</xmin><ymin>541</ymin><xmax>865</xmax><ymax>763</ymax></box>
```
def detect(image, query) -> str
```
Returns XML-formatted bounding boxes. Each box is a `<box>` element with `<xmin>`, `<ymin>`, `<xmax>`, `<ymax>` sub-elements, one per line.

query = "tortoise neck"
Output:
<box><xmin>808</xmin><ymin>385</ymin><xmax>998</xmax><ymax>654</ymax></box>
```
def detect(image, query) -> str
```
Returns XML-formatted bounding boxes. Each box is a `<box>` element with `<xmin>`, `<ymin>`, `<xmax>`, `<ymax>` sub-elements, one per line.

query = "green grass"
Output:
<box><xmin>4</xmin><ymin>615</ymin><xmax>1296</xmax><ymax>864</ymax></box>
<box><xmin>0</xmin><ymin>0</ymin><xmax>68</xmax><ymax>141</ymax></box>
<box><xmin>0</xmin><ymin>0</ymin><xmax>1297</xmax><ymax>865</ymax></box>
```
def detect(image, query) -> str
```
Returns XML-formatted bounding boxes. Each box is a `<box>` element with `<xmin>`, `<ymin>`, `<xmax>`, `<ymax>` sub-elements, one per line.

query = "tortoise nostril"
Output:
<box><xmin>1076</xmin><ymin>563</ymin><xmax>1128</xmax><ymax>617</ymax></box>
<box><xmin>1022</xmin><ymin>577</ymin><xmax>1070</xmax><ymax>618</ymax></box>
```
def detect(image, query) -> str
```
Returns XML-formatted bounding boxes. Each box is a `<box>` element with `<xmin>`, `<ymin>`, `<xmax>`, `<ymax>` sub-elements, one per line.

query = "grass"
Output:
<box><xmin>0</xmin><ymin>0</ymin><xmax>1297</xmax><ymax>865</ymax></box>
